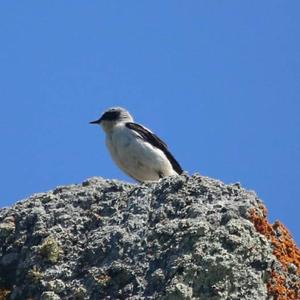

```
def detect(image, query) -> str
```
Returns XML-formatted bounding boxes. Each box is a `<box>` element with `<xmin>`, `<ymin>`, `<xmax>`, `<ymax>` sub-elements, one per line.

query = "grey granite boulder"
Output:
<box><xmin>0</xmin><ymin>174</ymin><xmax>299</xmax><ymax>300</ymax></box>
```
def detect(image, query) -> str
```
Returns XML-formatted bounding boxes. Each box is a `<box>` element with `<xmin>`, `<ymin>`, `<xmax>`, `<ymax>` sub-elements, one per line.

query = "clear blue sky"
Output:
<box><xmin>0</xmin><ymin>2</ymin><xmax>299</xmax><ymax>245</ymax></box>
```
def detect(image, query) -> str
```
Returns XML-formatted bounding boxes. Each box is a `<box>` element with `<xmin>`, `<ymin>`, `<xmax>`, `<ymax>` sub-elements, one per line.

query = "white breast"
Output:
<box><xmin>105</xmin><ymin>124</ymin><xmax>177</xmax><ymax>181</ymax></box>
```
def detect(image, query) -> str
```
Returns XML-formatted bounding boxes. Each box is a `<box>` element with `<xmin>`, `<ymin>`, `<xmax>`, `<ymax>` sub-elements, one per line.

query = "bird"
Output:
<box><xmin>90</xmin><ymin>107</ymin><xmax>183</xmax><ymax>182</ymax></box>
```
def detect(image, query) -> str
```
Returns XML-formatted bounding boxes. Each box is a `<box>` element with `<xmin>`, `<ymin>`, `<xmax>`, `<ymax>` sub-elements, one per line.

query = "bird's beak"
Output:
<box><xmin>89</xmin><ymin>118</ymin><xmax>101</xmax><ymax>125</ymax></box>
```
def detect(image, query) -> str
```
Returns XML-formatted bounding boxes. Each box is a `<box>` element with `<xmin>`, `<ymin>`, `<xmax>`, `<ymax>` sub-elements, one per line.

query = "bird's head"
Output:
<box><xmin>90</xmin><ymin>107</ymin><xmax>133</xmax><ymax>133</ymax></box>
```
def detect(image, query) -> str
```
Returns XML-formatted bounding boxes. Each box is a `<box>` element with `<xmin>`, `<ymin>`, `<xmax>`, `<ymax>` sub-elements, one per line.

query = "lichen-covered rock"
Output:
<box><xmin>0</xmin><ymin>175</ymin><xmax>299</xmax><ymax>300</ymax></box>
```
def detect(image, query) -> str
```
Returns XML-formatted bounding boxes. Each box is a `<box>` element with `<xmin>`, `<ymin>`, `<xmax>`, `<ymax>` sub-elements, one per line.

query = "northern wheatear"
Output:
<box><xmin>90</xmin><ymin>107</ymin><xmax>183</xmax><ymax>182</ymax></box>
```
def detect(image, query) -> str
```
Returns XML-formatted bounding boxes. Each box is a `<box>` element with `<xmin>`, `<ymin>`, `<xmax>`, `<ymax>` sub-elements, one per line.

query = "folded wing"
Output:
<box><xmin>126</xmin><ymin>122</ymin><xmax>183</xmax><ymax>175</ymax></box>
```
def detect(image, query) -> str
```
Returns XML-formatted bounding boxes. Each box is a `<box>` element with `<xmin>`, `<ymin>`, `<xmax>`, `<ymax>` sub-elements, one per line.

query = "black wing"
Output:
<box><xmin>126</xmin><ymin>122</ymin><xmax>183</xmax><ymax>174</ymax></box>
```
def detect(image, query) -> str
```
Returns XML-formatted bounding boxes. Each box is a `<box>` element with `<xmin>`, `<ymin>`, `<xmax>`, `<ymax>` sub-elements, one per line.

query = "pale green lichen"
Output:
<box><xmin>40</xmin><ymin>291</ymin><xmax>61</xmax><ymax>300</ymax></box>
<box><xmin>27</xmin><ymin>266</ymin><xmax>44</xmax><ymax>283</ymax></box>
<box><xmin>73</xmin><ymin>286</ymin><xmax>87</xmax><ymax>300</ymax></box>
<box><xmin>39</xmin><ymin>236</ymin><xmax>61</xmax><ymax>263</ymax></box>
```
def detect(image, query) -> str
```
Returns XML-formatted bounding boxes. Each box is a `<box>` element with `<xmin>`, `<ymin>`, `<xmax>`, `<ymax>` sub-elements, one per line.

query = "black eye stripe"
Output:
<box><xmin>101</xmin><ymin>110</ymin><xmax>120</xmax><ymax>121</ymax></box>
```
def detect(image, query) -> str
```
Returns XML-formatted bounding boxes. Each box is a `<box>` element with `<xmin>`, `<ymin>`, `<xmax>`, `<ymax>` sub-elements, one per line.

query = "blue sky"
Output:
<box><xmin>0</xmin><ymin>2</ymin><xmax>299</xmax><ymax>244</ymax></box>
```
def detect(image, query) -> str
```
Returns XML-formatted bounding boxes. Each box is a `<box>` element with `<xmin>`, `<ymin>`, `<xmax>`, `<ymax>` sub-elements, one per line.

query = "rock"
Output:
<box><xmin>0</xmin><ymin>175</ymin><xmax>299</xmax><ymax>300</ymax></box>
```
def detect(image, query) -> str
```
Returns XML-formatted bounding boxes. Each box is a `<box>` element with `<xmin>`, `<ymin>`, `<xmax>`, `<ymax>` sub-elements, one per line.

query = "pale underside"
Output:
<box><xmin>105</xmin><ymin>124</ymin><xmax>177</xmax><ymax>182</ymax></box>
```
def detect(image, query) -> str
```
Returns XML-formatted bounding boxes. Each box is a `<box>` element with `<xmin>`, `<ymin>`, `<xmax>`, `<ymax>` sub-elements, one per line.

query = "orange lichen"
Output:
<box><xmin>0</xmin><ymin>289</ymin><xmax>11</xmax><ymax>300</ymax></box>
<box><xmin>272</xmin><ymin>221</ymin><xmax>300</xmax><ymax>271</ymax></box>
<box><xmin>267</xmin><ymin>271</ymin><xmax>286</xmax><ymax>295</ymax></box>
<box><xmin>250</xmin><ymin>205</ymin><xmax>300</xmax><ymax>300</ymax></box>
<box><xmin>95</xmin><ymin>274</ymin><xmax>111</xmax><ymax>286</ymax></box>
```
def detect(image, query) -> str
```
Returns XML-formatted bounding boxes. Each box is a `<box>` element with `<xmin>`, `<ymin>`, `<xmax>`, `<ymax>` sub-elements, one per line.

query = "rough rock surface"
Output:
<box><xmin>0</xmin><ymin>175</ymin><xmax>299</xmax><ymax>300</ymax></box>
